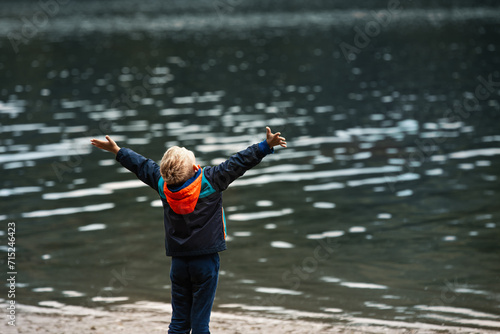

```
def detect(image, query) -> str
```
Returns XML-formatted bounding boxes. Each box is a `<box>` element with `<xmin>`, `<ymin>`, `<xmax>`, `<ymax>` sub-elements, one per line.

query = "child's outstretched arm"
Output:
<box><xmin>90</xmin><ymin>135</ymin><xmax>121</xmax><ymax>155</ymax></box>
<box><xmin>90</xmin><ymin>135</ymin><xmax>161</xmax><ymax>191</ymax></box>
<box><xmin>206</xmin><ymin>127</ymin><xmax>287</xmax><ymax>192</ymax></box>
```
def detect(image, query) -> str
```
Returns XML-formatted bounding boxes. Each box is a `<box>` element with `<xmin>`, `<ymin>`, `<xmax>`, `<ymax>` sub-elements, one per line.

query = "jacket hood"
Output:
<box><xmin>163</xmin><ymin>169</ymin><xmax>202</xmax><ymax>215</ymax></box>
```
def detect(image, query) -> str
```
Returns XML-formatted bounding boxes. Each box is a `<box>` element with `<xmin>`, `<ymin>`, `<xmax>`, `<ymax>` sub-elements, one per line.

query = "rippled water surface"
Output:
<box><xmin>1</xmin><ymin>1</ymin><xmax>500</xmax><ymax>330</ymax></box>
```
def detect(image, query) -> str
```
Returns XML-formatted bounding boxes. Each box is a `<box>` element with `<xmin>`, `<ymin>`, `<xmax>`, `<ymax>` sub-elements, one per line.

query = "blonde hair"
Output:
<box><xmin>160</xmin><ymin>146</ymin><xmax>196</xmax><ymax>186</ymax></box>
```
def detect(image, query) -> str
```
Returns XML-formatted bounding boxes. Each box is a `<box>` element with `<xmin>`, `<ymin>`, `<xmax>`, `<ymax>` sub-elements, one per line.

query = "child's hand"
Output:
<box><xmin>266</xmin><ymin>127</ymin><xmax>287</xmax><ymax>149</ymax></box>
<box><xmin>90</xmin><ymin>135</ymin><xmax>121</xmax><ymax>155</ymax></box>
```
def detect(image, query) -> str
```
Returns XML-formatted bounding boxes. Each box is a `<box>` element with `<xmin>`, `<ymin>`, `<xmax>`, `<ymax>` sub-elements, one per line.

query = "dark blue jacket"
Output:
<box><xmin>115</xmin><ymin>141</ymin><xmax>273</xmax><ymax>257</ymax></box>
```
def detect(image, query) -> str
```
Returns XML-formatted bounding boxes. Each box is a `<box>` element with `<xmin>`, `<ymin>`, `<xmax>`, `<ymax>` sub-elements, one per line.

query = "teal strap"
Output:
<box><xmin>200</xmin><ymin>168</ymin><xmax>216</xmax><ymax>198</ymax></box>
<box><xmin>158</xmin><ymin>177</ymin><xmax>166</xmax><ymax>199</ymax></box>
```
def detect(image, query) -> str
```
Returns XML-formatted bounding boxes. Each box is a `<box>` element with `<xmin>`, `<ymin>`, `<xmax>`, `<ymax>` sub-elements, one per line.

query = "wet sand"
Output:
<box><xmin>2</xmin><ymin>302</ymin><xmax>497</xmax><ymax>334</ymax></box>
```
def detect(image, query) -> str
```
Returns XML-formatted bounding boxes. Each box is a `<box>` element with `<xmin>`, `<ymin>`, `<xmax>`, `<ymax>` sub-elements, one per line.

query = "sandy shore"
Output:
<box><xmin>2</xmin><ymin>301</ymin><xmax>497</xmax><ymax>334</ymax></box>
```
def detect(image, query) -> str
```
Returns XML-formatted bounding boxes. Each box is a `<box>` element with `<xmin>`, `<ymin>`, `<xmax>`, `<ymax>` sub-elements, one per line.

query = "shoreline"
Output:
<box><xmin>2</xmin><ymin>301</ymin><xmax>498</xmax><ymax>334</ymax></box>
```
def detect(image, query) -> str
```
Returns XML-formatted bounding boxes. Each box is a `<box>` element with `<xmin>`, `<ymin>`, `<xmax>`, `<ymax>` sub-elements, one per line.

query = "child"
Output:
<box><xmin>90</xmin><ymin>127</ymin><xmax>287</xmax><ymax>334</ymax></box>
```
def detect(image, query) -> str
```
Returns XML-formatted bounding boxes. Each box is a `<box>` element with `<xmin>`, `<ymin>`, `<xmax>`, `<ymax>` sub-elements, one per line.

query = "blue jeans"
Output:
<box><xmin>168</xmin><ymin>253</ymin><xmax>220</xmax><ymax>334</ymax></box>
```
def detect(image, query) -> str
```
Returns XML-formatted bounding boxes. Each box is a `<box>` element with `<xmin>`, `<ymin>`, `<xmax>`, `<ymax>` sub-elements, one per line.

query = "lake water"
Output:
<box><xmin>1</xmin><ymin>1</ymin><xmax>500</xmax><ymax>331</ymax></box>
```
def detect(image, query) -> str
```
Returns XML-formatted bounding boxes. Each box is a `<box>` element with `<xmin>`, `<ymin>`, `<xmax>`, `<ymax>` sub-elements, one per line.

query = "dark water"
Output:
<box><xmin>1</xmin><ymin>1</ymin><xmax>500</xmax><ymax>330</ymax></box>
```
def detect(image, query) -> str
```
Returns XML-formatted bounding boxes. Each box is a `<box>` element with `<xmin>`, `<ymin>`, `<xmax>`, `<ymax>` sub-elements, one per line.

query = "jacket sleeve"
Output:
<box><xmin>205</xmin><ymin>140</ymin><xmax>273</xmax><ymax>192</ymax></box>
<box><xmin>115</xmin><ymin>148</ymin><xmax>162</xmax><ymax>193</ymax></box>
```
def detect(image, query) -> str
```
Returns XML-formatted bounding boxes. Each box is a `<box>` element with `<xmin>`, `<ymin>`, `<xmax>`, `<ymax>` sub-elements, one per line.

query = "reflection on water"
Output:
<box><xmin>1</xmin><ymin>1</ymin><xmax>500</xmax><ymax>331</ymax></box>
